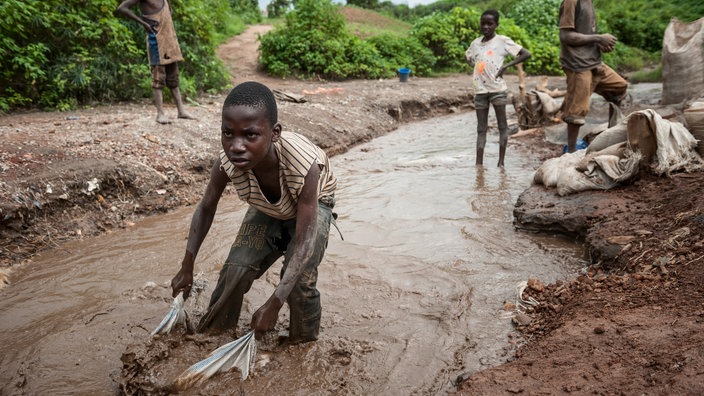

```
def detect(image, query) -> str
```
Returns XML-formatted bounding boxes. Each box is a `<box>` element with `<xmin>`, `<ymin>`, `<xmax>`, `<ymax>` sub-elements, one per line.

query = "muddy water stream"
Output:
<box><xmin>0</xmin><ymin>112</ymin><xmax>584</xmax><ymax>395</ymax></box>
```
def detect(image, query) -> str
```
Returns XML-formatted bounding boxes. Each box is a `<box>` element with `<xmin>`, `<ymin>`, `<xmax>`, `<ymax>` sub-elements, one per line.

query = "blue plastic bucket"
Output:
<box><xmin>563</xmin><ymin>139</ymin><xmax>589</xmax><ymax>153</ymax></box>
<box><xmin>398</xmin><ymin>68</ymin><xmax>411</xmax><ymax>82</ymax></box>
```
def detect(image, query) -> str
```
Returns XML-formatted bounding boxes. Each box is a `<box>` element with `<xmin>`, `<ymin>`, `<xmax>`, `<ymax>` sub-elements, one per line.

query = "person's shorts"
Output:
<box><xmin>562</xmin><ymin>63</ymin><xmax>628</xmax><ymax>125</ymax></box>
<box><xmin>474</xmin><ymin>91</ymin><xmax>508</xmax><ymax>110</ymax></box>
<box><xmin>151</xmin><ymin>62</ymin><xmax>180</xmax><ymax>90</ymax></box>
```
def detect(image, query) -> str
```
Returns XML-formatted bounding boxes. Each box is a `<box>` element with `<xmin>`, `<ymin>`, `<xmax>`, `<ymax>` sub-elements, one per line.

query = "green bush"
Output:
<box><xmin>170</xmin><ymin>0</ymin><xmax>235</xmax><ymax>97</ymax></box>
<box><xmin>0</xmin><ymin>0</ymin><xmax>242</xmax><ymax>111</ymax></box>
<box><xmin>628</xmin><ymin>65</ymin><xmax>662</xmax><ymax>83</ymax></box>
<box><xmin>595</xmin><ymin>0</ymin><xmax>704</xmax><ymax>54</ymax></box>
<box><xmin>367</xmin><ymin>34</ymin><xmax>437</xmax><ymax>76</ymax></box>
<box><xmin>410</xmin><ymin>7</ymin><xmax>482</xmax><ymax>71</ymax></box>
<box><xmin>0</xmin><ymin>0</ymin><xmax>146</xmax><ymax>111</ymax></box>
<box><xmin>601</xmin><ymin>42</ymin><xmax>656</xmax><ymax>73</ymax></box>
<box><xmin>410</xmin><ymin>7</ymin><xmax>534</xmax><ymax>74</ymax></box>
<box><xmin>259</xmin><ymin>0</ymin><xmax>390</xmax><ymax>79</ymax></box>
<box><xmin>505</xmin><ymin>0</ymin><xmax>561</xmax><ymax>75</ymax></box>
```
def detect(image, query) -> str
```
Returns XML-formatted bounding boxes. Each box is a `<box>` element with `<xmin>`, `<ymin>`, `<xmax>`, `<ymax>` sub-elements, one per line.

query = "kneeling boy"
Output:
<box><xmin>170</xmin><ymin>81</ymin><xmax>337</xmax><ymax>343</ymax></box>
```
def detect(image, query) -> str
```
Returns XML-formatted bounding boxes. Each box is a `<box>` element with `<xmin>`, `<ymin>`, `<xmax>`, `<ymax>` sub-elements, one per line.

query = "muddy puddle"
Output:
<box><xmin>0</xmin><ymin>112</ymin><xmax>585</xmax><ymax>395</ymax></box>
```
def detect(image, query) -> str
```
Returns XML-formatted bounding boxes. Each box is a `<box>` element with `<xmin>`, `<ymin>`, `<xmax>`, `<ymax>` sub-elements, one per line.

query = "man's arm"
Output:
<box><xmin>250</xmin><ymin>163</ymin><xmax>321</xmax><ymax>338</ymax></box>
<box><xmin>498</xmin><ymin>48</ymin><xmax>531</xmax><ymax>77</ymax></box>
<box><xmin>560</xmin><ymin>29</ymin><xmax>617</xmax><ymax>52</ymax></box>
<box><xmin>171</xmin><ymin>158</ymin><xmax>230</xmax><ymax>299</ymax></box>
<box><xmin>116</xmin><ymin>0</ymin><xmax>156</xmax><ymax>34</ymax></box>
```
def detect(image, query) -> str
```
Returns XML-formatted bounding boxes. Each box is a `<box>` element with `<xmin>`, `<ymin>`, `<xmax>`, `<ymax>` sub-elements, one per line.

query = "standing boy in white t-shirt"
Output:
<box><xmin>466</xmin><ymin>9</ymin><xmax>531</xmax><ymax>167</ymax></box>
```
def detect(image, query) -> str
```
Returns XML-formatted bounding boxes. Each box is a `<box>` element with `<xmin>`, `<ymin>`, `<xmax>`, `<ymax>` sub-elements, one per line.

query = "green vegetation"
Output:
<box><xmin>353</xmin><ymin>0</ymin><xmax>703</xmax><ymax>77</ymax></box>
<box><xmin>501</xmin><ymin>0</ymin><xmax>561</xmax><ymax>76</ymax></box>
<box><xmin>0</xmin><ymin>0</ymin><xmax>253</xmax><ymax>112</ymax></box>
<box><xmin>4</xmin><ymin>0</ymin><xmax>702</xmax><ymax>111</ymax></box>
<box><xmin>594</xmin><ymin>0</ymin><xmax>704</xmax><ymax>53</ymax></box>
<box><xmin>410</xmin><ymin>6</ymin><xmax>530</xmax><ymax>73</ymax></box>
<box><xmin>259</xmin><ymin>0</ymin><xmax>699</xmax><ymax>81</ymax></box>
<box><xmin>628</xmin><ymin>66</ymin><xmax>663</xmax><ymax>84</ymax></box>
<box><xmin>260</xmin><ymin>0</ymin><xmax>428</xmax><ymax>79</ymax></box>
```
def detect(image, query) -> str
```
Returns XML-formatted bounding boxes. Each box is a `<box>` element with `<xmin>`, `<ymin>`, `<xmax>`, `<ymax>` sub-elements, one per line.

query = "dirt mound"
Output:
<box><xmin>339</xmin><ymin>6</ymin><xmax>411</xmax><ymax>37</ymax></box>
<box><xmin>458</xmin><ymin>171</ymin><xmax>704</xmax><ymax>394</ymax></box>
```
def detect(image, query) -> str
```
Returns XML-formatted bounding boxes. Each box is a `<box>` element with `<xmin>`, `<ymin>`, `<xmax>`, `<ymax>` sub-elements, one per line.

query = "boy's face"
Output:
<box><xmin>221</xmin><ymin>104</ymin><xmax>281</xmax><ymax>172</ymax></box>
<box><xmin>480</xmin><ymin>15</ymin><xmax>498</xmax><ymax>38</ymax></box>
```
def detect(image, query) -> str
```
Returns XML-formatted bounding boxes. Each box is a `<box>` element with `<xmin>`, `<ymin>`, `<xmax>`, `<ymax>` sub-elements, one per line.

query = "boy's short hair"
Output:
<box><xmin>482</xmin><ymin>9</ymin><xmax>500</xmax><ymax>23</ymax></box>
<box><xmin>223</xmin><ymin>81</ymin><xmax>278</xmax><ymax>126</ymax></box>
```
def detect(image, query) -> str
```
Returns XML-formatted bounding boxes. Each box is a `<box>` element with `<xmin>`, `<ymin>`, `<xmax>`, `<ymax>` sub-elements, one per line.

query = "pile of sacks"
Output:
<box><xmin>534</xmin><ymin>106</ymin><xmax>704</xmax><ymax>196</ymax></box>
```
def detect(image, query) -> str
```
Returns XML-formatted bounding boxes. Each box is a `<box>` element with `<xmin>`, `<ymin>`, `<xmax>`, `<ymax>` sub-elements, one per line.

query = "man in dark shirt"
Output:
<box><xmin>559</xmin><ymin>0</ymin><xmax>629</xmax><ymax>152</ymax></box>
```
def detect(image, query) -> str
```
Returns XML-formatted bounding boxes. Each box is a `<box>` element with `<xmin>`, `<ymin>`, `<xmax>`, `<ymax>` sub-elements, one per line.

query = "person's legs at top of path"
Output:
<box><xmin>151</xmin><ymin>62</ymin><xmax>195</xmax><ymax>124</ymax></box>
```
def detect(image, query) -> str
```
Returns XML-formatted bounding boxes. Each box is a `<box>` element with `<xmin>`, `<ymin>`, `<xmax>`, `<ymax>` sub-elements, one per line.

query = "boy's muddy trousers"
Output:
<box><xmin>196</xmin><ymin>200</ymin><xmax>334</xmax><ymax>343</ymax></box>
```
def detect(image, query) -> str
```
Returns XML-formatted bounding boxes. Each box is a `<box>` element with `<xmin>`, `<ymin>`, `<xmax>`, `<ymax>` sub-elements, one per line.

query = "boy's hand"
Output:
<box><xmin>171</xmin><ymin>268</ymin><xmax>194</xmax><ymax>299</ymax></box>
<box><xmin>497</xmin><ymin>66</ymin><xmax>507</xmax><ymax>78</ymax></box>
<box><xmin>143</xmin><ymin>24</ymin><xmax>157</xmax><ymax>35</ymax></box>
<box><xmin>251</xmin><ymin>296</ymin><xmax>284</xmax><ymax>340</ymax></box>
<box><xmin>597</xmin><ymin>33</ymin><xmax>617</xmax><ymax>52</ymax></box>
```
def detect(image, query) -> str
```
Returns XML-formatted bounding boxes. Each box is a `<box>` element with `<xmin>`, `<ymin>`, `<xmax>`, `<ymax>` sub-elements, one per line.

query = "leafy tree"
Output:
<box><xmin>231</xmin><ymin>0</ymin><xmax>264</xmax><ymax>24</ymax></box>
<box><xmin>376</xmin><ymin>1</ymin><xmax>415</xmax><ymax>21</ymax></box>
<box><xmin>267</xmin><ymin>0</ymin><xmax>292</xmax><ymax>18</ymax></box>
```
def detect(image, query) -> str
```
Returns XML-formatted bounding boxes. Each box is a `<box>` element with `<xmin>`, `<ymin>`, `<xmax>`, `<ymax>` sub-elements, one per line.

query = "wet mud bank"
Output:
<box><xmin>459</xmin><ymin>142</ymin><xmax>704</xmax><ymax>393</ymax></box>
<box><xmin>0</xmin><ymin>76</ymin><xmax>473</xmax><ymax>269</ymax></box>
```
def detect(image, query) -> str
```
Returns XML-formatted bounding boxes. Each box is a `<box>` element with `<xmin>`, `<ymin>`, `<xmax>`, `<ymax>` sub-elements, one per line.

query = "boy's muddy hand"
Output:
<box><xmin>142</xmin><ymin>23</ymin><xmax>157</xmax><ymax>35</ymax></box>
<box><xmin>251</xmin><ymin>297</ymin><xmax>284</xmax><ymax>340</ymax></box>
<box><xmin>171</xmin><ymin>269</ymin><xmax>194</xmax><ymax>299</ymax></box>
<box><xmin>598</xmin><ymin>33</ymin><xmax>617</xmax><ymax>49</ymax></box>
<box><xmin>599</xmin><ymin>43</ymin><xmax>615</xmax><ymax>53</ymax></box>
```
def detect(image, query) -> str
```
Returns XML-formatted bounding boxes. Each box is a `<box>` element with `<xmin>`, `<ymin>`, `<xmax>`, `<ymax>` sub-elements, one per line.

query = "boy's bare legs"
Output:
<box><xmin>476</xmin><ymin>107</ymin><xmax>489</xmax><ymax>166</ymax></box>
<box><xmin>566</xmin><ymin>123</ymin><xmax>580</xmax><ymax>153</ymax></box>
<box><xmin>170</xmin><ymin>86</ymin><xmax>196</xmax><ymax>120</ymax></box>
<box><xmin>498</xmin><ymin>145</ymin><xmax>506</xmax><ymax>167</ymax></box>
<box><xmin>152</xmin><ymin>87</ymin><xmax>195</xmax><ymax>123</ymax></box>
<box><xmin>494</xmin><ymin>104</ymin><xmax>508</xmax><ymax>167</ymax></box>
<box><xmin>153</xmin><ymin>88</ymin><xmax>170</xmax><ymax>124</ymax></box>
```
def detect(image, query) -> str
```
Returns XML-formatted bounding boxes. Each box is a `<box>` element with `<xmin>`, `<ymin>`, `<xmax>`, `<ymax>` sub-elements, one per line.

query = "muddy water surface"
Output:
<box><xmin>0</xmin><ymin>112</ymin><xmax>584</xmax><ymax>395</ymax></box>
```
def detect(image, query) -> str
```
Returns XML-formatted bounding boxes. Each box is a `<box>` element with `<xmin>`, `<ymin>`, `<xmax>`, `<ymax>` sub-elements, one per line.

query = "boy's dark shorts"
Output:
<box><xmin>151</xmin><ymin>62</ymin><xmax>180</xmax><ymax>90</ymax></box>
<box><xmin>474</xmin><ymin>91</ymin><xmax>508</xmax><ymax>110</ymax></box>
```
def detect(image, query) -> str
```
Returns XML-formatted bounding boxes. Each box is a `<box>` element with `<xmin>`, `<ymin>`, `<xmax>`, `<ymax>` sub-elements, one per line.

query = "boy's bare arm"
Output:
<box><xmin>116</xmin><ymin>0</ymin><xmax>156</xmax><ymax>34</ymax></box>
<box><xmin>498</xmin><ymin>48</ymin><xmax>531</xmax><ymax>77</ymax></box>
<box><xmin>171</xmin><ymin>158</ymin><xmax>229</xmax><ymax>298</ymax></box>
<box><xmin>250</xmin><ymin>163</ymin><xmax>321</xmax><ymax>338</ymax></box>
<box><xmin>560</xmin><ymin>29</ymin><xmax>617</xmax><ymax>52</ymax></box>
